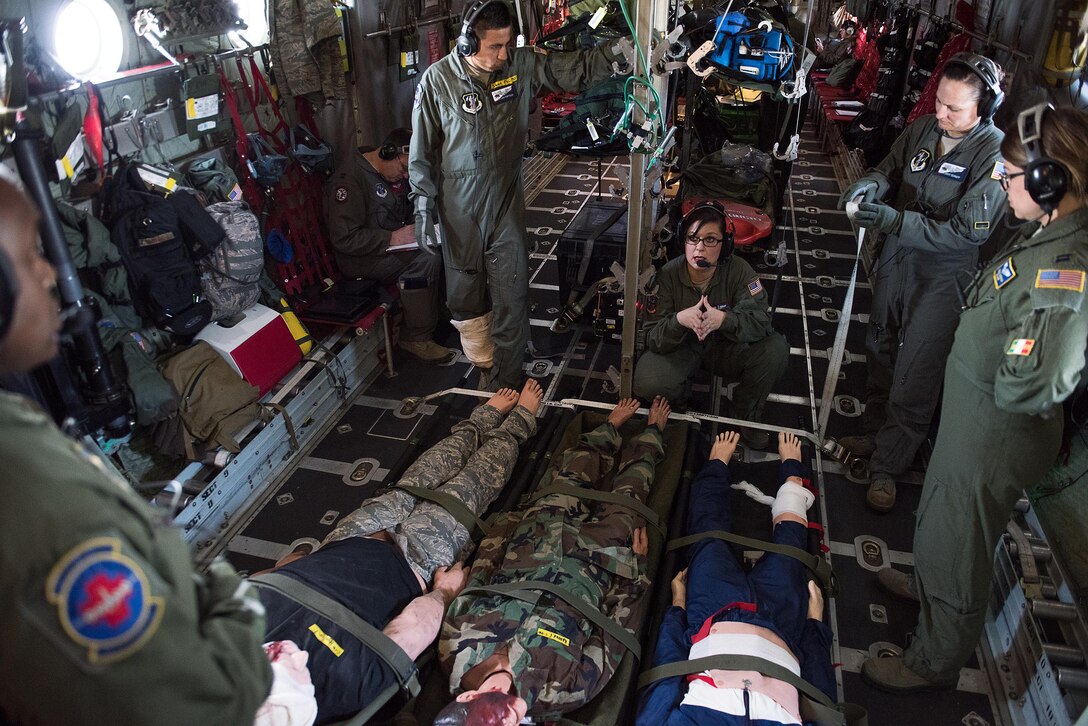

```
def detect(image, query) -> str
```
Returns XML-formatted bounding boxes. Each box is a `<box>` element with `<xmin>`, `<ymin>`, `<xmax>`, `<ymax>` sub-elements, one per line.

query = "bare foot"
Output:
<box><xmin>778</xmin><ymin>431</ymin><xmax>802</xmax><ymax>462</ymax></box>
<box><xmin>607</xmin><ymin>398</ymin><xmax>640</xmax><ymax>427</ymax></box>
<box><xmin>710</xmin><ymin>431</ymin><xmax>740</xmax><ymax>463</ymax></box>
<box><xmin>647</xmin><ymin>396</ymin><xmax>671</xmax><ymax>431</ymax></box>
<box><xmin>486</xmin><ymin>388</ymin><xmax>520</xmax><ymax>415</ymax></box>
<box><xmin>518</xmin><ymin>379</ymin><xmax>543</xmax><ymax>415</ymax></box>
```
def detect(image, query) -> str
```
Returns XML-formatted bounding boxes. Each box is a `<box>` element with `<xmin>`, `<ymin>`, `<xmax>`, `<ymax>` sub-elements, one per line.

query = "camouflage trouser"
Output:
<box><xmin>325</xmin><ymin>402</ymin><xmax>537</xmax><ymax>584</ymax></box>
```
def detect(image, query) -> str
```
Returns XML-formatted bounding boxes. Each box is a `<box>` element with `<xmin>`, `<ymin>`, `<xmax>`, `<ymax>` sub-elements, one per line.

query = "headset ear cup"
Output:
<box><xmin>1026</xmin><ymin>159</ymin><xmax>1070</xmax><ymax>213</ymax></box>
<box><xmin>378</xmin><ymin>144</ymin><xmax>396</xmax><ymax>161</ymax></box>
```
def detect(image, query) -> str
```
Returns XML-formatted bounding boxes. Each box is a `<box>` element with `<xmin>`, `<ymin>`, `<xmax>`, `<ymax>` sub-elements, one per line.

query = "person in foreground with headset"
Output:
<box><xmin>835</xmin><ymin>53</ymin><xmax>1008</xmax><ymax>512</ymax></box>
<box><xmin>637</xmin><ymin>431</ymin><xmax>834</xmax><ymax>726</ymax></box>
<box><xmin>0</xmin><ymin>178</ymin><xmax>274</xmax><ymax>723</ymax></box>
<box><xmin>862</xmin><ymin>104</ymin><xmax>1088</xmax><ymax>694</ymax></box>
<box><xmin>633</xmin><ymin>202</ymin><xmax>789</xmax><ymax>450</ymax></box>
<box><xmin>324</xmin><ymin>127</ymin><xmax>454</xmax><ymax>362</ymax></box>
<box><xmin>410</xmin><ymin>0</ymin><xmax>634</xmax><ymax>391</ymax></box>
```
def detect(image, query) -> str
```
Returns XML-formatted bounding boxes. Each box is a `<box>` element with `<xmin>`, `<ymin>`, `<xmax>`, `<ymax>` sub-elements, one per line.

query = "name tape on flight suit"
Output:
<box><xmin>936</xmin><ymin>162</ymin><xmax>967</xmax><ymax>181</ymax></box>
<box><xmin>1007</xmin><ymin>339</ymin><xmax>1035</xmax><ymax>356</ymax></box>
<box><xmin>490</xmin><ymin>75</ymin><xmax>518</xmax><ymax>105</ymax></box>
<box><xmin>1035</xmin><ymin>269</ymin><xmax>1086</xmax><ymax>293</ymax></box>
<box><xmin>46</xmin><ymin>536</ymin><xmax>165</xmax><ymax>665</ymax></box>
<box><xmin>994</xmin><ymin>258</ymin><xmax>1016</xmax><ymax>289</ymax></box>
<box><xmin>536</xmin><ymin>627</ymin><xmax>571</xmax><ymax>647</ymax></box>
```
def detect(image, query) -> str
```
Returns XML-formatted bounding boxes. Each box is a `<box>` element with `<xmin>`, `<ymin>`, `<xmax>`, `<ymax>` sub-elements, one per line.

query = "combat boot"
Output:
<box><xmin>400</xmin><ymin>339</ymin><xmax>456</xmax><ymax>362</ymax></box>
<box><xmin>838</xmin><ymin>433</ymin><xmax>876</xmax><ymax>458</ymax></box>
<box><xmin>861</xmin><ymin>656</ymin><xmax>956</xmax><ymax>694</ymax></box>
<box><xmin>877</xmin><ymin>567</ymin><xmax>919</xmax><ymax>602</ymax></box>
<box><xmin>866</xmin><ymin>475</ymin><xmax>896</xmax><ymax>512</ymax></box>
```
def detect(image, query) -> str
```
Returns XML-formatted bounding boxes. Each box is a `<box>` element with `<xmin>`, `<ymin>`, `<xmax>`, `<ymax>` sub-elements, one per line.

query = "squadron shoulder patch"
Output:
<box><xmin>748</xmin><ymin>278</ymin><xmax>764</xmax><ymax>296</ymax></box>
<box><xmin>45</xmin><ymin>537</ymin><xmax>165</xmax><ymax>665</ymax></box>
<box><xmin>335</xmin><ymin>186</ymin><xmax>348</xmax><ymax>203</ymax></box>
<box><xmin>413</xmin><ymin>84</ymin><xmax>423</xmax><ymax>110</ymax></box>
<box><xmin>909</xmin><ymin>149</ymin><xmax>931</xmax><ymax>173</ymax></box>
<box><xmin>1006</xmin><ymin>338</ymin><xmax>1035</xmax><ymax>356</ymax></box>
<box><xmin>375</xmin><ymin>182</ymin><xmax>388</xmax><ymax>199</ymax></box>
<box><xmin>993</xmin><ymin>258</ymin><xmax>1016</xmax><ymax>289</ymax></box>
<box><xmin>1035</xmin><ymin>269</ymin><xmax>1085</xmax><ymax>293</ymax></box>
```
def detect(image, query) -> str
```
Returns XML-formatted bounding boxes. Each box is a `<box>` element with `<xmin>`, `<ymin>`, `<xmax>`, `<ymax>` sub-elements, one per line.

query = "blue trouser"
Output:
<box><xmin>684</xmin><ymin>460</ymin><xmax>808</xmax><ymax>646</ymax></box>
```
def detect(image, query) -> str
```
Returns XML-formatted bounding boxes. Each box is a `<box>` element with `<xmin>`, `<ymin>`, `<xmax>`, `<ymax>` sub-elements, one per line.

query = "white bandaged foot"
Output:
<box><xmin>451</xmin><ymin>312</ymin><xmax>495</xmax><ymax>368</ymax></box>
<box><xmin>771</xmin><ymin>481</ymin><xmax>815</xmax><ymax>523</ymax></box>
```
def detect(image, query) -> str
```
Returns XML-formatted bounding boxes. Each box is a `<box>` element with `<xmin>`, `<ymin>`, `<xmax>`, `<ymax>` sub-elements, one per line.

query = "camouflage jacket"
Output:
<box><xmin>440</xmin><ymin>422</ymin><xmax>664</xmax><ymax>715</ymax></box>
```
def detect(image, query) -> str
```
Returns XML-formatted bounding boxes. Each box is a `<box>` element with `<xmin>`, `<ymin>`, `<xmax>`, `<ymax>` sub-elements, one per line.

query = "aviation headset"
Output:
<box><xmin>1018</xmin><ymin>103</ymin><xmax>1070</xmax><ymax>214</ymax></box>
<box><xmin>842</xmin><ymin>20</ymin><xmax>857</xmax><ymax>37</ymax></box>
<box><xmin>456</xmin><ymin>0</ymin><xmax>508</xmax><ymax>57</ymax></box>
<box><xmin>680</xmin><ymin>200</ymin><xmax>737</xmax><ymax>258</ymax></box>
<box><xmin>378</xmin><ymin>142</ymin><xmax>409</xmax><ymax>161</ymax></box>
<box><xmin>943</xmin><ymin>52</ymin><xmax>1004</xmax><ymax>121</ymax></box>
<box><xmin>0</xmin><ymin>246</ymin><xmax>17</xmax><ymax>344</ymax></box>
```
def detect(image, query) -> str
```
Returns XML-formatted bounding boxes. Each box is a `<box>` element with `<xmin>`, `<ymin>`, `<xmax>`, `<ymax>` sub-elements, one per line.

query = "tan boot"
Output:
<box><xmin>400</xmin><ymin>339</ymin><xmax>456</xmax><ymax>362</ymax></box>
<box><xmin>861</xmin><ymin>656</ymin><xmax>956</xmax><ymax>694</ymax></box>
<box><xmin>866</xmin><ymin>475</ymin><xmax>896</xmax><ymax>512</ymax></box>
<box><xmin>877</xmin><ymin>567</ymin><xmax>919</xmax><ymax>602</ymax></box>
<box><xmin>450</xmin><ymin>312</ymin><xmax>495</xmax><ymax>368</ymax></box>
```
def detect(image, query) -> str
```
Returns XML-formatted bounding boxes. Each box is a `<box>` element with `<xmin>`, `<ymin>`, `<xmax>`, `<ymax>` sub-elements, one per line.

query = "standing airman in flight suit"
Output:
<box><xmin>837</xmin><ymin>54</ymin><xmax>1007</xmax><ymax>512</ymax></box>
<box><xmin>410</xmin><ymin>0</ymin><xmax>631</xmax><ymax>389</ymax></box>
<box><xmin>863</xmin><ymin>105</ymin><xmax>1088</xmax><ymax>694</ymax></box>
<box><xmin>325</xmin><ymin>127</ymin><xmax>453</xmax><ymax>362</ymax></box>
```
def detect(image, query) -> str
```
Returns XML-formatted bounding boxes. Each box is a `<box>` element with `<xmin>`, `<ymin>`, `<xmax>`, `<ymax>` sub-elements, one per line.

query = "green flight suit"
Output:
<box><xmin>325</xmin><ymin>153</ymin><xmax>443</xmax><ymax>342</ymax></box>
<box><xmin>859</xmin><ymin>115</ymin><xmax>1006</xmax><ymax>479</ymax></box>
<box><xmin>0</xmin><ymin>391</ymin><xmax>272</xmax><ymax>725</ymax></box>
<box><xmin>903</xmin><ymin>205</ymin><xmax>1088</xmax><ymax>682</ymax></box>
<box><xmin>634</xmin><ymin>254</ymin><xmax>788</xmax><ymax>420</ymax></box>
<box><xmin>410</xmin><ymin>44</ymin><xmax>622</xmax><ymax>387</ymax></box>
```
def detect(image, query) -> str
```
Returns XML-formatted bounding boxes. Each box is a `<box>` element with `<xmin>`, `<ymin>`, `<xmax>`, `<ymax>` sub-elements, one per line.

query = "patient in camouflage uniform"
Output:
<box><xmin>323</xmin><ymin>379</ymin><xmax>543</xmax><ymax>585</ymax></box>
<box><xmin>436</xmin><ymin>395</ymin><xmax>672</xmax><ymax>722</ymax></box>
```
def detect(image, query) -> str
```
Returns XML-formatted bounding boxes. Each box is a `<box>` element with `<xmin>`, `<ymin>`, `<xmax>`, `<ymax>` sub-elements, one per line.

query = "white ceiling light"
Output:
<box><xmin>232</xmin><ymin>0</ymin><xmax>269</xmax><ymax>46</ymax></box>
<box><xmin>53</xmin><ymin>0</ymin><xmax>125</xmax><ymax>82</ymax></box>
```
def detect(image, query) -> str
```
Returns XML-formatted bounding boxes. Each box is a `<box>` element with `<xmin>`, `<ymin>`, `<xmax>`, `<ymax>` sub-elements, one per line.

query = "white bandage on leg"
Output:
<box><xmin>450</xmin><ymin>312</ymin><xmax>495</xmax><ymax>368</ymax></box>
<box><xmin>771</xmin><ymin>481</ymin><xmax>815</xmax><ymax>523</ymax></box>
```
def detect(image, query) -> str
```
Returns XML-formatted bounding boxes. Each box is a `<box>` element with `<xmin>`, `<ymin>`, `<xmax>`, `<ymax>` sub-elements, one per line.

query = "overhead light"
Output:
<box><xmin>53</xmin><ymin>0</ymin><xmax>125</xmax><ymax>82</ymax></box>
<box><xmin>232</xmin><ymin>0</ymin><xmax>269</xmax><ymax>46</ymax></box>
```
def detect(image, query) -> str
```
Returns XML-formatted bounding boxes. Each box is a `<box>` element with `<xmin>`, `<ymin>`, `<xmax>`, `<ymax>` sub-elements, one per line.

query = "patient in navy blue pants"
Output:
<box><xmin>637</xmin><ymin>432</ymin><xmax>836</xmax><ymax>726</ymax></box>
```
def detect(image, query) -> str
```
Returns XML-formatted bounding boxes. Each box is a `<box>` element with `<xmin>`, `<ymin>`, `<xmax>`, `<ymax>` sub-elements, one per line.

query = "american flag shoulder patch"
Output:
<box><xmin>748</xmin><ymin>278</ymin><xmax>763</xmax><ymax>296</ymax></box>
<box><xmin>1035</xmin><ymin>269</ymin><xmax>1085</xmax><ymax>293</ymax></box>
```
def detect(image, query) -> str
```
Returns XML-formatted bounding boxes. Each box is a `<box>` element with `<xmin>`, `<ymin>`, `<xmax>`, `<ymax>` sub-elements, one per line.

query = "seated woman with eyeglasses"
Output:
<box><xmin>633</xmin><ymin>203</ymin><xmax>788</xmax><ymax>450</ymax></box>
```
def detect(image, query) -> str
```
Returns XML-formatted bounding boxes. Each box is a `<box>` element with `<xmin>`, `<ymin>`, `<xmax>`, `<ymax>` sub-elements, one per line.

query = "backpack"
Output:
<box><xmin>201</xmin><ymin>201</ymin><xmax>264</xmax><ymax>320</ymax></box>
<box><xmin>702</xmin><ymin>8</ymin><xmax>797</xmax><ymax>84</ymax></box>
<box><xmin>102</xmin><ymin>163</ymin><xmax>223</xmax><ymax>335</ymax></box>
<box><xmin>153</xmin><ymin>341</ymin><xmax>261</xmax><ymax>460</ymax></box>
<box><xmin>534</xmin><ymin>77</ymin><xmax>630</xmax><ymax>156</ymax></box>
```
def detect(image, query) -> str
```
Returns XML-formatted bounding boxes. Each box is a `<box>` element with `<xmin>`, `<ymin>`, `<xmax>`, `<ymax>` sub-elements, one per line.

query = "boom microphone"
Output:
<box><xmin>695</xmin><ymin>259</ymin><xmax>717</xmax><ymax>268</ymax></box>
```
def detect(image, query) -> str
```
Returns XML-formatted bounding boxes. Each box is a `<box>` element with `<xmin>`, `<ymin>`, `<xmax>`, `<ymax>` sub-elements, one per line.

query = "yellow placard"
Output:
<box><xmin>308</xmin><ymin>623</ymin><xmax>345</xmax><ymax>656</ymax></box>
<box><xmin>536</xmin><ymin>627</ymin><xmax>570</xmax><ymax>647</ymax></box>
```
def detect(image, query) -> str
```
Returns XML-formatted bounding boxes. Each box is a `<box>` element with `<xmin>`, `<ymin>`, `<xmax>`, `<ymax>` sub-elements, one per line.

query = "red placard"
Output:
<box><xmin>428</xmin><ymin>29</ymin><xmax>442</xmax><ymax>64</ymax></box>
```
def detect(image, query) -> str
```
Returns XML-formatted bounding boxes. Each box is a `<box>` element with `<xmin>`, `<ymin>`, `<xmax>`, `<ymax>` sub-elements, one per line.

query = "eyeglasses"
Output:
<box><xmin>998</xmin><ymin>170</ymin><xmax>1025</xmax><ymax>191</ymax></box>
<box><xmin>686</xmin><ymin>234</ymin><xmax>723</xmax><ymax>248</ymax></box>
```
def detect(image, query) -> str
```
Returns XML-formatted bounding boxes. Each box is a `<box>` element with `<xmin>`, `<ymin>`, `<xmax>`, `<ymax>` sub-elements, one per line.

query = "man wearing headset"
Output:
<box><xmin>410</xmin><ymin>0</ymin><xmax>633</xmax><ymax>390</ymax></box>
<box><xmin>634</xmin><ymin>203</ymin><xmax>789</xmax><ymax>450</ymax></box>
<box><xmin>836</xmin><ymin>54</ymin><xmax>1008</xmax><ymax>512</ymax></box>
<box><xmin>814</xmin><ymin>19</ymin><xmax>857</xmax><ymax>69</ymax></box>
<box><xmin>0</xmin><ymin>178</ymin><xmax>273</xmax><ymax>723</ymax></box>
<box><xmin>862</xmin><ymin>105</ymin><xmax>1088</xmax><ymax>694</ymax></box>
<box><xmin>325</xmin><ymin>127</ymin><xmax>454</xmax><ymax>362</ymax></box>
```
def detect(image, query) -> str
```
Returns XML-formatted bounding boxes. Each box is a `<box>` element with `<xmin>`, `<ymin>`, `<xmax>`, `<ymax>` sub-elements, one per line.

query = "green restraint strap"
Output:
<box><xmin>529</xmin><ymin>481</ymin><xmax>666</xmax><ymax>537</ymax></box>
<box><xmin>395</xmin><ymin>484</ymin><xmax>493</xmax><ymax>538</ymax></box>
<box><xmin>458</xmin><ymin>580</ymin><xmax>642</xmax><ymax>659</ymax></box>
<box><xmin>249</xmin><ymin>572</ymin><xmax>420</xmax><ymax>724</ymax></box>
<box><xmin>637</xmin><ymin>654</ymin><xmax>868</xmax><ymax>726</ymax></box>
<box><xmin>667</xmin><ymin>530</ymin><xmax>837</xmax><ymax>597</ymax></box>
